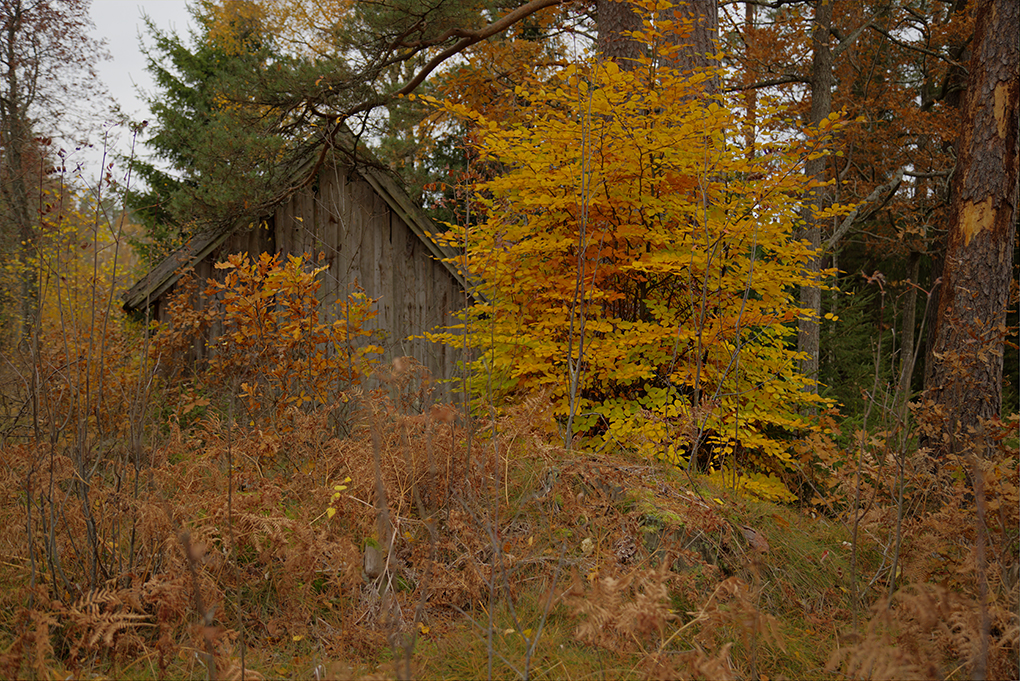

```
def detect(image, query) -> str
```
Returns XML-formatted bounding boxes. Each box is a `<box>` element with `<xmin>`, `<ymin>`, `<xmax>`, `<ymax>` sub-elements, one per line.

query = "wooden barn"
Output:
<box><xmin>122</xmin><ymin>152</ymin><xmax>469</xmax><ymax>387</ymax></box>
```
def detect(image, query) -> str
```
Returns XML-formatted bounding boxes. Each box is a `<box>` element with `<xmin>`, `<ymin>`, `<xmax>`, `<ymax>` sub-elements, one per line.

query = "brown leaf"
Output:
<box><xmin>741</xmin><ymin>525</ymin><xmax>770</xmax><ymax>553</ymax></box>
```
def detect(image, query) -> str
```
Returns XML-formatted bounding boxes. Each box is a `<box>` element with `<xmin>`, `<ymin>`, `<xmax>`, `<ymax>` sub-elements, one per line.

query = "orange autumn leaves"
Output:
<box><xmin>205</xmin><ymin>252</ymin><xmax>380</xmax><ymax>422</ymax></box>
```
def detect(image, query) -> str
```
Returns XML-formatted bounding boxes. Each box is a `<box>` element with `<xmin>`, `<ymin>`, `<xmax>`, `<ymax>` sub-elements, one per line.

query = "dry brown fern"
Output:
<box><xmin>26</xmin><ymin>607</ymin><xmax>58</xmax><ymax>678</ymax></box>
<box><xmin>65</xmin><ymin>588</ymin><xmax>152</xmax><ymax>655</ymax></box>
<box><xmin>669</xmin><ymin>574</ymin><xmax>786</xmax><ymax>681</ymax></box>
<box><xmin>828</xmin><ymin>581</ymin><xmax>1019</xmax><ymax>680</ymax></box>
<box><xmin>567</xmin><ymin>564</ymin><xmax>678</xmax><ymax>651</ymax></box>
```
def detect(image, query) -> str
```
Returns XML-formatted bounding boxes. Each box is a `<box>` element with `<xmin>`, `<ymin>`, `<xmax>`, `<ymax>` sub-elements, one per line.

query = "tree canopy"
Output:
<box><xmin>127</xmin><ymin>0</ymin><xmax>1015</xmax><ymax>464</ymax></box>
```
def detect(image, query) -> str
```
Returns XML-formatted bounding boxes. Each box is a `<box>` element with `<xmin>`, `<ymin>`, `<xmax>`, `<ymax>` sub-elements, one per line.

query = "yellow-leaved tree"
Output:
<box><xmin>0</xmin><ymin>185</ymin><xmax>144</xmax><ymax>443</ymax></box>
<box><xmin>427</xmin><ymin>2</ymin><xmax>850</xmax><ymax>500</ymax></box>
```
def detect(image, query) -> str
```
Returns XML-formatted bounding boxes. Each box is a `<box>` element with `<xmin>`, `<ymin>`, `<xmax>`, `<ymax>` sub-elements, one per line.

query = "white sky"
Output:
<box><xmin>78</xmin><ymin>0</ymin><xmax>195</xmax><ymax>184</ymax></box>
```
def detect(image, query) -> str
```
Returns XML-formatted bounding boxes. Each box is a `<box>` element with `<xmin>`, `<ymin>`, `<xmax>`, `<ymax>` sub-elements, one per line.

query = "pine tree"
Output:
<box><xmin>923</xmin><ymin>0</ymin><xmax>1018</xmax><ymax>455</ymax></box>
<box><xmin>125</xmin><ymin>2</ymin><xmax>296</xmax><ymax>258</ymax></box>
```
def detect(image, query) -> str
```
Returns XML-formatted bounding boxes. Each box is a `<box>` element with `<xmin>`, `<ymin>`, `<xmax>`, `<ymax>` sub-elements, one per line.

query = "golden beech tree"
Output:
<box><xmin>427</xmin><ymin>3</ymin><xmax>851</xmax><ymax>501</ymax></box>
<box><xmin>153</xmin><ymin>252</ymin><xmax>382</xmax><ymax>430</ymax></box>
<box><xmin>204</xmin><ymin>253</ymin><xmax>382</xmax><ymax>425</ymax></box>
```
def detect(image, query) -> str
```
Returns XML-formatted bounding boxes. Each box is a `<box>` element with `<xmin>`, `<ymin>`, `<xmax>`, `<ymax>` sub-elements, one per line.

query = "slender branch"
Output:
<box><xmin>395</xmin><ymin>0</ymin><xmax>568</xmax><ymax>97</ymax></box>
<box><xmin>825</xmin><ymin>168</ymin><xmax>904</xmax><ymax>251</ymax></box>
<box><xmin>868</xmin><ymin>23</ymin><xmax>968</xmax><ymax>70</ymax></box>
<box><xmin>278</xmin><ymin>0</ymin><xmax>570</xmax><ymax>203</ymax></box>
<box><xmin>721</xmin><ymin>0</ymin><xmax>810</xmax><ymax>8</ymax></box>
<box><xmin>725</xmin><ymin>74</ymin><xmax>809</xmax><ymax>92</ymax></box>
<box><xmin>904</xmin><ymin>169</ymin><xmax>951</xmax><ymax>179</ymax></box>
<box><xmin>831</xmin><ymin>19</ymin><xmax>876</xmax><ymax>59</ymax></box>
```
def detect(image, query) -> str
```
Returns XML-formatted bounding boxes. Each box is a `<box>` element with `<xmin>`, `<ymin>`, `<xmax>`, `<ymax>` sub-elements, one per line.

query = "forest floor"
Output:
<box><xmin>0</xmin><ymin>389</ymin><xmax>1016</xmax><ymax>680</ymax></box>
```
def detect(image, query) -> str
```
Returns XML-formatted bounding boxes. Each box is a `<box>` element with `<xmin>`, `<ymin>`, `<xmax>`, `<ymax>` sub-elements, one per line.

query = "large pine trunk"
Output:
<box><xmin>923</xmin><ymin>0</ymin><xmax>1018</xmax><ymax>455</ymax></box>
<box><xmin>597</xmin><ymin>0</ymin><xmax>717</xmax><ymax>79</ymax></box>
<box><xmin>596</xmin><ymin>0</ymin><xmax>643</xmax><ymax>65</ymax></box>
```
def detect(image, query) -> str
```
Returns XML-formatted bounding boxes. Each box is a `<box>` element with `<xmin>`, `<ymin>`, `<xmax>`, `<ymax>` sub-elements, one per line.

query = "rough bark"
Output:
<box><xmin>923</xmin><ymin>0</ymin><xmax>1018</xmax><ymax>456</ymax></box>
<box><xmin>670</xmin><ymin>0</ymin><xmax>718</xmax><ymax>89</ymax></box>
<box><xmin>922</xmin><ymin>0</ymin><xmax>973</xmax><ymax>383</ymax></box>
<box><xmin>597</xmin><ymin>0</ymin><xmax>644</xmax><ymax>66</ymax></box>
<box><xmin>598</xmin><ymin>0</ymin><xmax>718</xmax><ymax>78</ymax></box>
<box><xmin>797</xmin><ymin>0</ymin><xmax>834</xmax><ymax>393</ymax></box>
<box><xmin>742</xmin><ymin>1</ymin><xmax>756</xmax><ymax>157</ymax></box>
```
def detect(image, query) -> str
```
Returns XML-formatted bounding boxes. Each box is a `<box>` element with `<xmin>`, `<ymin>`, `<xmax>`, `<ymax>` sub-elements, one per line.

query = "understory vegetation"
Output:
<box><xmin>0</xmin><ymin>231</ymin><xmax>1015</xmax><ymax>679</ymax></box>
<box><xmin>0</xmin><ymin>0</ymin><xmax>1017</xmax><ymax>679</ymax></box>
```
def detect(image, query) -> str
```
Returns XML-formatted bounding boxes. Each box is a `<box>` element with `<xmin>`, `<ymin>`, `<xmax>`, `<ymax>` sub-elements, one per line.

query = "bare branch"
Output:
<box><xmin>720</xmin><ymin>0</ymin><xmax>810</xmax><ymax>8</ymax></box>
<box><xmin>826</xmin><ymin>168</ymin><xmax>905</xmax><ymax>251</ymax></box>
<box><xmin>868</xmin><ymin>23</ymin><xmax>968</xmax><ymax>70</ymax></box>
<box><xmin>725</xmin><ymin>74</ymin><xmax>809</xmax><ymax>92</ymax></box>
<box><xmin>279</xmin><ymin>0</ymin><xmax>571</xmax><ymax>204</ymax></box>
<box><xmin>395</xmin><ymin>0</ymin><xmax>569</xmax><ymax>97</ymax></box>
<box><xmin>831</xmin><ymin>19</ymin><xmax>875</xmax><ymax>59</ymax></box>
<box><xmin>904</xmin><ymin>169</ymin><xmax>951</xmax><ymax>179</ymax></box>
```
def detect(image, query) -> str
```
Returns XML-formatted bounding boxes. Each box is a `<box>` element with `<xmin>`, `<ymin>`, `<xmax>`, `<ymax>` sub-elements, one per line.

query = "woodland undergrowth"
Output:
<box><xmin>0</xmin><ymin>329</ymin><xmax>1015</xmax><ymax>680</ymax></box>
<box><xmin>0</xmin><ymin>233</ymin><xmax>1016</xmax><ymax>680</ymax></box>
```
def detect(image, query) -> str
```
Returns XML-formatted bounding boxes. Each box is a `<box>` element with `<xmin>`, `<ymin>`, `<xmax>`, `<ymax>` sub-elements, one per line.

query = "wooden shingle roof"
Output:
<box><xmin>122</xmin><ymin>154</ymin><xmax>467</xmax><ymax>313</ymax></box>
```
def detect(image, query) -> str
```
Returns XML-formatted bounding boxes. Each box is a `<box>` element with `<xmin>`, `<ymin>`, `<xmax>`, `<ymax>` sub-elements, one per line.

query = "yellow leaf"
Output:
<box><xmin>415</xmin><ymin>15</ymin><xmax>840</xmax><ymax>483</ymax></box>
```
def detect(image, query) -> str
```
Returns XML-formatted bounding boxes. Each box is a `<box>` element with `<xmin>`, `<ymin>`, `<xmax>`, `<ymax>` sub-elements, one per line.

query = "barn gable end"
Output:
<box><xmin>123</xmin><ymin>155</ymin><xmax>468</xmax><ymax>387</ymax></box>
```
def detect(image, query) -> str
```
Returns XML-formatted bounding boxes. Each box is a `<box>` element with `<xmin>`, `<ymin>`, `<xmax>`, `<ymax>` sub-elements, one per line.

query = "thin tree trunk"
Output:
<box><xmin>797</xmin><ymin>0</ymin><xmax>834</xmax><ymax>394</ymax></box>
<box><xmin>897</xmin><ymin>250</ymin><xmax>921</xmax><ymax>399</ymax></box>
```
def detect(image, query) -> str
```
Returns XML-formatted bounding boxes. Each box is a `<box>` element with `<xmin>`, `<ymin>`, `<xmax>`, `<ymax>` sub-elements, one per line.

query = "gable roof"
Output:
<box><xmin>122</xmin><ymin>154</ymin><xmax>467</xmax><ymax>313</ymax></box>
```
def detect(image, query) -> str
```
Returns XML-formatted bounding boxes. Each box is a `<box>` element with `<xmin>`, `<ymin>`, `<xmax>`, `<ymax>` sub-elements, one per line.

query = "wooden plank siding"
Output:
<box><xmin>123</xmin><ymin>157</ymin><xmax>468</xmax><ymax>394</ymax></box>
<box><xmin>274</xmin><ymin>163</ymin><xmax>465</xmax><ymax>387</ymax></box>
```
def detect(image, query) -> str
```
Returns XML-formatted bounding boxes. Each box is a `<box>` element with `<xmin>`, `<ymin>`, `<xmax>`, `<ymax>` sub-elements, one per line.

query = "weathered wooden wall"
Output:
<box><xmin>184</xmin><ymin>160</ymin><xmax>466</xmax><ymax>391</ymax></box>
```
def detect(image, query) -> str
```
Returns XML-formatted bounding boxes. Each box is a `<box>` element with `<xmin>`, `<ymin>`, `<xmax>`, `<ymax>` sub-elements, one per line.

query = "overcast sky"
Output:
<box><xmin>79</xmin><ymin>0</ymin><xmax>195</xmax><ymax>183</ymax></box>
